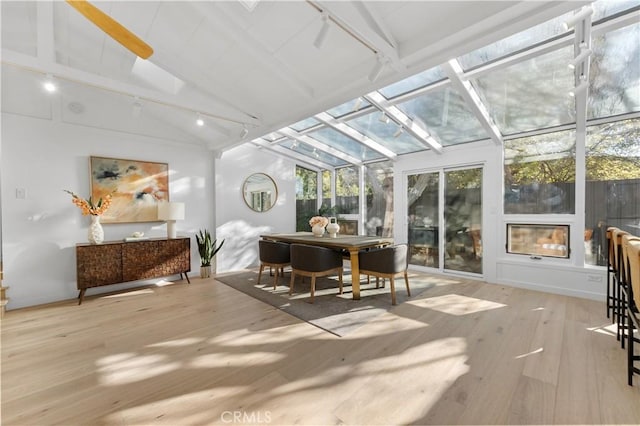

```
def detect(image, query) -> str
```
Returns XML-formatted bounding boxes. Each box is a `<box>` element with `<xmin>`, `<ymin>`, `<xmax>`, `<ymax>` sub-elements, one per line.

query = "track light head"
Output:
<box><xmin>568</xmin><ymin>48</ymin><xmax>592</xmax><ymax>70</ymax></box>
<box><xmin>569</xmin><ymin>80</ymin><xmax>589</xmax><ymax>97</ymax></box>
<box><xmin>393</xmin><ymin>126</ymin><xmax>404</xmax><ymax>138</ymax></box>
<box><xmin>378</xmin><ymin>111</ymin><xmax>390</xmax><ymax>124</ymax></box>
<box><xmin>240</xmin><ymin>126</ymin><xmax>249</xmax><ymax>138</ymax></box>
<box><xmin>563</xmin><ymin>6</ymin><xmax>593</xmax><ymax>30</ymax></box>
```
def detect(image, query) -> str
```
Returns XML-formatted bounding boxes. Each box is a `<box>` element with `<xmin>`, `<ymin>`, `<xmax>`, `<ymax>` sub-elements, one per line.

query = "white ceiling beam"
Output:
<box><xmin>314</xmin><ymin>112</ymin><xmax>397</xmax><ymax>160</ymax></box>
<box><xmin>278</xmin><ymin>127</ymin><xmax>363</xmax><ymax>166</ymax></box>
<box><xmin>36</xmin><ymin>1</ymin><xmax>55</xmax><ymax>63</ymax></box>
<box><xmin>442</xmin><ymin>59</ymin><xmax>503</xmax><ymax>145</ymax></box>
<box><xmin>365</xmin><ymin>92</ymin><xmax>442</xmax><ymax>153</ymax></box>
<box><xmin>1</xmin><ymin>49</ymin><xmax>260</xmax><ymax>127</ymax></box>
<box><xmin>191</xmin><ymin>2</ymin><xmax>315</xmax><ymax>99</ymax></box>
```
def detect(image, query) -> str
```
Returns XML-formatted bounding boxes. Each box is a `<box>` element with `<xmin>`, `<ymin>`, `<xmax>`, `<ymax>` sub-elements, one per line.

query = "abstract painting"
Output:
<box><xmin>90</xmin><ymin>156</ymin><xmax>169</xmax><ymax>223</ymax></box>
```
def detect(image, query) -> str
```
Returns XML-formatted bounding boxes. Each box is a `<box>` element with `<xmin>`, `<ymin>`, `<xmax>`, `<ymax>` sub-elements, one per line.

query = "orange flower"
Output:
<box><xmin>309</xmin><ymin>216</ymin><xmax>328</xmax><ymax>227</ymax></box>
<box><xmin>65</xmin><ymin>190</ymin><xmax>112</xmax><ymax>216</ymax></box>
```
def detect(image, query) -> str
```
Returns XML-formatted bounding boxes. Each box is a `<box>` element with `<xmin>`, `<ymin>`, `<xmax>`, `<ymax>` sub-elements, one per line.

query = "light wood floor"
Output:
<box><xmin>2</xmin><ymin>273</ymin><xmax>639</xmax><ymax>425</ymax></box>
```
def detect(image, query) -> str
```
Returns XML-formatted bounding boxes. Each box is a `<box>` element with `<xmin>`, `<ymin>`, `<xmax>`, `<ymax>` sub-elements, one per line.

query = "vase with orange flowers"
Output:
<box><xmin>309</xmin><ymin>216</ymin><xmax>328</xmax><ymax>237</ymax></box>
<box><xmin>65</xmin><ymin>190</ymin><xmax>113</xmax><ymax>244</ymax></box>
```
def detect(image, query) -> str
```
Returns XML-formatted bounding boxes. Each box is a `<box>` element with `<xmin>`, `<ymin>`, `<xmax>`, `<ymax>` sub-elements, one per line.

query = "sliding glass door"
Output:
<box><xmin>407</xmin><ymin>166</ymin><xmax>482</xmax><ymax>275</ymax></box>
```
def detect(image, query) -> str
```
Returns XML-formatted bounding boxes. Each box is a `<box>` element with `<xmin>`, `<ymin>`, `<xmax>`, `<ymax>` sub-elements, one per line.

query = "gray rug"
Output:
<box><xmin>215</xmin><ymin>269</ymin><xmax>441</xmax><ymax>336</ymax></box>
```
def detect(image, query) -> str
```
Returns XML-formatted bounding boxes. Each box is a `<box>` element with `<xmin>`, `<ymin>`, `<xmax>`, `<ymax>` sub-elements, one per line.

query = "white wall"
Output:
<box><xmin>215</xmin><ymin>144</ymin><xmax>296</xmax><ymax>273</ymax></box>
<box><xmin>1</xmin><ymin>113</ymin><xmax>215</xmax><ymax>309</ymax></box>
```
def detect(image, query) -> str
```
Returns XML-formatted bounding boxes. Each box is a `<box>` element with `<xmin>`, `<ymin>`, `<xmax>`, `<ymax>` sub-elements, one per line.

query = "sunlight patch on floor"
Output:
<box><xmin>587</xmin><ymin>322</ymin><xmax>618</xmax><ymax>336</ymax></box>
<box><xmin>515</xmin><ymin>347</ymin><xmax>544</xmax><ymax>359</ymax></box>
<box><xmin>190</xmin><ymin>351</ymin><xmax>286</xmax><ymax>368</ymax></box>
<box><xmin>96</xmin><ymin>352</ymin><xmax>181</xmax><ymax>385</ymax></box>
<box><xmin>409</xmin><ymin>293</ymin><xmax>507</xmax><ymax>315</ymax></box>
<box><xmin>147</xmin><ymin>337</ymin><xmax>205</xmax><ymax>348</ymax></box>
<box><xmin>106</xmin><ymin>386</ymin><xmax>247</xmax><ymax>425</ymax></box>
<box><xmin>101</xmin><ymin>288</ymin><xmax>155</xmax><ymax>298</ymax></box>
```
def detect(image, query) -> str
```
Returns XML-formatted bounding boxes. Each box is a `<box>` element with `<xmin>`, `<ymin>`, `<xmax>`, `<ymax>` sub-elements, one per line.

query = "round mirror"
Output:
<box><xmin>242</xmin><ymin>173</ymin><xmax>278</xmax><ymax>212</ymax></box>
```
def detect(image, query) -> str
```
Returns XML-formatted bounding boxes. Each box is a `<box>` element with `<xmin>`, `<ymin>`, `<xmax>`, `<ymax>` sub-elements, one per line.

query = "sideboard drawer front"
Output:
<box><xmin>76</xmin><ymin>244</ymin><xmax>123</xmax><ymax>289</ymax></box>
<box><xmin>122</xmin><ymin>241</ymin><xmax>160</xmax><ymax>281</ymax></box>
<box><xmin>157</xmin><ymin>238</ymin><xmax>191</xmax><ymax>276</ymax></box>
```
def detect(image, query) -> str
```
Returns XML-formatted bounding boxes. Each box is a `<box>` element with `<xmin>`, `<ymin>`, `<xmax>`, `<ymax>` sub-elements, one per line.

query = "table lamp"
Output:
<box><xmin>157</xmin><ymin>202</ymin><xmax>185</xmax><ymax>239</ymax></box>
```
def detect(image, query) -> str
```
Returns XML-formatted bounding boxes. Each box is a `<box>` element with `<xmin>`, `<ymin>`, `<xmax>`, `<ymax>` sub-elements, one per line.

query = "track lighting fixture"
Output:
<box><xmin>569</xmin><ymin>76</ymin><xmax>589</xmax><ymax>97</ymax></box>
<box><xmin>393</xmin><ymin>126</ymin><xmax>404</xmax><ymax>138</ymax></box>
<box><xmin>568</xmin><ymin>47</ymin><xmax>592</xmax><ymax>70</ymax></box>
<box><xmin>43</xmin><ymin>74</ymin><xmax>57</xmax><ymax>93</ymax></box>
<box><xmin>196</xmin><ymin>113</ymin><xmax>204</xmax><ymax>126</ymax></box>
<box><xmin>314</xmin><ymin>13</ymin><xmax>331</xmax><ymax>49</ymax></box>
<box><xmin>353</xmin><ymin>97</ymin><xmax>363</xmax><ymax>111</ymax></box>
<box><xmin>240</xmin><ymin>126</ymin><xmax>249</xmax><ymax>138</ymax></box>
<box><xmin>562</xmin><ymin>6</ymin><xmax>593</xmax><ymax>30</ymax></box>
<box><xmin>368</xmin><ymin>54</ymin><xmax>386</xmax><ymax>82</ymax></box>
<box><xmin>378</xmin><ymin>112</ymin><xmax>390</xmax><ymax>124</ymax></box>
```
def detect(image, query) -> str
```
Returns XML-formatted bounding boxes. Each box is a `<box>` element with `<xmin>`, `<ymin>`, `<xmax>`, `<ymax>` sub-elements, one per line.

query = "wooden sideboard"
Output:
<box><xmin>76</xmin><ymin>237</ymin><xmax>191</xmax><ymax>304</ymax></box>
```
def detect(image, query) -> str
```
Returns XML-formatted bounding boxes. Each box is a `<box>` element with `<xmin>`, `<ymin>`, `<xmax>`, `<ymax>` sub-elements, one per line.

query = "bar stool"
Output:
<box><xmin>620</xmin><ymin>234</ymin><xmax>640</xmax><ymax>348</ymax></box>
<box><xmin>612</xmin><ymin>229</ymin><xmax>630</xmax><ymax>342</ymax></box>
<box><xmin>625</xmin><ymin>240</ymin><xmax>640</xmax><ymax>385</ymax></box>
<box><xmin>606</xmin><ymin>227</ymin><xmax>618</xmax><ymax>319</ymax></box>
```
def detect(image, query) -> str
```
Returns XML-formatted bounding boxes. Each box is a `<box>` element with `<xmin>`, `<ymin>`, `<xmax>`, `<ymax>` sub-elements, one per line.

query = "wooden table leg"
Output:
<box><xmin>78</xmin><ymin>289</ymin><xmax>86</xmax><ymax>305</ymax></box>
<box><xmin>349</xmin><ymin>248</ymin><xmax>361</xmax><ymax>300</ymax></box>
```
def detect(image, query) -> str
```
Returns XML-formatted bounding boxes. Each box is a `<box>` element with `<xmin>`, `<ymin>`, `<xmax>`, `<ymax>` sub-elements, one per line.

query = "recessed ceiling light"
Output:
<box><xmin>43</xmin><ymin>74</ymin><xmax>57</xmax><ymax>93</ymax></box>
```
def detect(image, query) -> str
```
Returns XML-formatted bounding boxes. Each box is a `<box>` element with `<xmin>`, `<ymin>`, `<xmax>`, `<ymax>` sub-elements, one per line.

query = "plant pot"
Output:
<box><xmin>200</xmin><ymin>266</ymin><xmax>212</xmax><ymax>278</ymax></box>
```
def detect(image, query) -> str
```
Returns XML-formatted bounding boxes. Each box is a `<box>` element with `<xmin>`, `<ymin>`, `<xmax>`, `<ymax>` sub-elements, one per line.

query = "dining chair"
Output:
<box><xmin>257</xmin><ymin>240</ymin><xmax>291</xmax><ymax>290</ymax></box>
<box><xmin>358</xmin><ymin>244</ymin><xmax>410</xmax><ymax>305</ymax></box>
<box><xmin>289</xmin><ymin>244</ymin><xmax>343</xmax><ymax>303</ymax></box>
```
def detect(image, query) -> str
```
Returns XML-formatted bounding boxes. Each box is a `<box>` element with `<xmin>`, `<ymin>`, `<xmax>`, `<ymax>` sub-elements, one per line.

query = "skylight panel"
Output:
<box><xmin>457</xmin><ymin>12</ymin><xmax>573</xmax><ymax>71</ymax></box>
<box><xmin>290</xmin><ymin>117</ymin><xmax>321</xmax><ymax>132</ymax></box>
<box><xmin>379</xmin><ymin>66</ymin><xmax>446</xmax><ymax>99</ymax></box>
<box><xmin>470</xmin><ymin>46</ymin><xmax>575</xmax><ymax>135</ymax></box>
<box><xmin>395</xmin><ymin>86</ymin><xmax>489</xmax><ymax>145</ymax></box>
<box><xmin>326</xmin><ymin>97</ymin><xmax>370</xmax><ymax>118</ymax></box>
<box><xmin>588</xmin><ymin>22</ymin><xmax>640</xmax><ymax>119</ymax></box>
<box><xmin>308</xmin><ymin>127</ymin><xmax>384</xmax><ymax>161</ymax></box>
<box><xmin>346</xmin><ymin>111</ymin><xmax>429</xmax><ymax>155</ymax></box>
<box><xmin>278</xmin><ymin>138</ymin><xmax>347</xmax><ymax>167</ymax></box>
<box><xmin>592</xmin><ymin>0</ymin><xmax>640</xmax><ymax>22</ymax></box>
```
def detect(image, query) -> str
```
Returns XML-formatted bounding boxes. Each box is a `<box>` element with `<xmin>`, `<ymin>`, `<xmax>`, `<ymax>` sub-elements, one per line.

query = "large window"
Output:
<box><xmin>585</xmin><ymin>118</ymin><xmax>640</xmax><ymax>266</ymax></box>
<box><xmin>295</xmin><ymin>166</ymin><xmax>318</xmax><ymax>231</ymax></box>
<box><xmin>504</xmin><ymin>129</ymin><xmax>576</xmax><ymax>214</ymax></box>
<box><xmin>365</xmin><ymin>161</ymin><xmax>393</xmax><ymax>237</ymax></box>
<box><xmin>336</xmin><ymin>166</ymin><xmax>359</xmax><ymax>214</ymax></box>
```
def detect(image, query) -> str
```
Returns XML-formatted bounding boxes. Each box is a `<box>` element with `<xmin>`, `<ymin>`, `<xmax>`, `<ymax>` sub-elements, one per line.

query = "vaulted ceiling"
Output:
<box><xmin>1</xmin><ymin>1</ymin><xmax>585</xmax><ymax>153</ymax></box>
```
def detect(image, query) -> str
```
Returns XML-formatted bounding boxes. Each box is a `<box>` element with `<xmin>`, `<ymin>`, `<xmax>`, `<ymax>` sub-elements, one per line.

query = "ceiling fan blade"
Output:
<box><xmin>66</xmin><ymin>0</ymin><xmax>153</xmax><ymax>59</ymax></box>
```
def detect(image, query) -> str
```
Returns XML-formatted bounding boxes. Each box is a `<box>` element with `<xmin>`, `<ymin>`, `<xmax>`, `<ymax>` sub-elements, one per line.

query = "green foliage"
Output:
<box><xmin>195</xmin><ymin>229</ymin><xmax>224</xmax><ymax>267</ymax></box>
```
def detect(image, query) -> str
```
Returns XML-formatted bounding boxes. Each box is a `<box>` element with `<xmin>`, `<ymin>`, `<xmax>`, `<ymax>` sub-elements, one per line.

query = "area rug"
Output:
<box><xmin>215</xmin><ymin>269</ymin><xmax>441</xmax><ymax>336</ymax></box>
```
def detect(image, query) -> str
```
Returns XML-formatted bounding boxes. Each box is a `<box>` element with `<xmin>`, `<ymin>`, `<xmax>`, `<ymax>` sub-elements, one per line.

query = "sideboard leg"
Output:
<box><xmin>183</xmin><ymin>273</ymin><xmax>191</xmax><ymax>284</ymax></box>
<box><xmin>78</xmin><ymin>289</ymin><xmax>86</xmax><ymax>305</ymax></box>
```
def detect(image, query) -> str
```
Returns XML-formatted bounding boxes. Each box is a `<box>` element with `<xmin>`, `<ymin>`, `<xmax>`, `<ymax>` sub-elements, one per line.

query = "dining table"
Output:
<box><xmin>260</xmin><ymin>232</ymin><xmax>394</xmax><ymax>300</ymax></box>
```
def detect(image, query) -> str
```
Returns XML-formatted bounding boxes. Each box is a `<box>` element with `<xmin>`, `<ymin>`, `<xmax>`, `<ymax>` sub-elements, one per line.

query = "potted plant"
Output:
<box><xmin>195</xmin><ymin>229</ymin><xmax>224</xmax><ymax>278</ymax></box>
